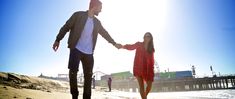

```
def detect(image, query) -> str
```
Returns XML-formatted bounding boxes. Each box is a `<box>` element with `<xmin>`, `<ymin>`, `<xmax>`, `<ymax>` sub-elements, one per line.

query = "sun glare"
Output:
<box><xmin>101</xmin><ymin>0</ymin><xmax>168</xmax><ymax>35</ymax></box>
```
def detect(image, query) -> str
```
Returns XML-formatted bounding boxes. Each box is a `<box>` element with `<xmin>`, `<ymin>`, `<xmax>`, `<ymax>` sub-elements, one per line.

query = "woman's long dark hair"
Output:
<box><xmin>144</xmin><ymin>32</ymin><xmax>155</xmax><ymax>54</ymax></box>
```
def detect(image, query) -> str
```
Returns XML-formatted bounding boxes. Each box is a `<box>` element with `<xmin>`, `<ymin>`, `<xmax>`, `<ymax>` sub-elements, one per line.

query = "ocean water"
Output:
<box><xmin>102</xmin><ymin>89</ymin><xmax>235</xmax><ymax>99</ymax></box>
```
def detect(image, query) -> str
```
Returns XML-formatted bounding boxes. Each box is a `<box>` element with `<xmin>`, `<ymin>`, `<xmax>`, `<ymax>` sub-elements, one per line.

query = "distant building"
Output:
<box><xmin>111</xmin><ymin>71</ymin><xmax>133</xmax><ymax>80</ymax></box>
<box><xmin>101</xmin><ymin>74</ymin><xmax>111</xmax><ymax>81</ymax></box>
<box><xmin>102</xmin><ymin>70</ymin><xmax>193</xmax><ymax>81</ymax></box>
<box><xmin>100</xmin><ymin>71</ymin><xmax>133</xmax><ymax>81</ymax></box>
<box><xmin>155</xmin><ymin>70</ymin><xmax>193</xmax><ymax>80</ymax></box>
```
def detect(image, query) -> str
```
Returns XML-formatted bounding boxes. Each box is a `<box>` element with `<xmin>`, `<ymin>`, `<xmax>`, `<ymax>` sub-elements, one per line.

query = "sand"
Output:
<box><xmin>0</xmin><ymin>85</ymin><xmax>71</xmax><ymax>99</ymax></box>
<box><xmin>0</xmin><ymin>72</ymin><xmax>127</xmax><ymax>99</ymax></box>
<box><xmin>0</xmin><ymin>84</ymin><xmax>139</xmax><ymax>99</ymax></box>
<box><xmin>0</xmin><ymin>72</ymin><xmax>194</xmax><ymax>99</ymax></box>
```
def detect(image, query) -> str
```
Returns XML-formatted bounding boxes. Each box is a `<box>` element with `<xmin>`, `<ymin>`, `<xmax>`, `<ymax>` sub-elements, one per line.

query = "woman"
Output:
<box><xmin>121</xmin><ymin>32</ymin><xmax>155</xmax><ymax>99</ymax></box>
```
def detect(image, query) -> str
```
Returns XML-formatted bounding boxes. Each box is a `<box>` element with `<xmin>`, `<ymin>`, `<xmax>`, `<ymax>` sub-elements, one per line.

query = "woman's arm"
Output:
<box><xmin>122</xmin><ymin>42</ymin><xmax>141</xmax><ymax>50</ymax></box>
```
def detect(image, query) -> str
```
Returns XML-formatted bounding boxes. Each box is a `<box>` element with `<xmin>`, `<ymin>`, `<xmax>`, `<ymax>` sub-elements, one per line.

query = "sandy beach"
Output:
<box><xmin>1</xmin><ymin>72</ymin><xmax>234</xmax><ymax>99</ymax></box>
<box><xmin>0</xmin><ymin>84</ymin><xmax>71</xmax><ymax>99</ymax></box>
<box><xmin>0</xmin><ymin>72</ymin><xmax>134</xmax><ymax>99</ymax></box>
<box><xmin>0</xmin><ymin>84</ymin><xmax>178</xmax><ymax>99</ymax></box>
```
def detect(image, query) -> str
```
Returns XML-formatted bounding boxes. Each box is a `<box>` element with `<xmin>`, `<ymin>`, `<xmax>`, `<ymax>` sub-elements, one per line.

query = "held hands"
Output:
<box><xmin>114</xmin><ymin>43</ymin><xmax>123</xmax><ymax>49</ymax></box>
<box><xmin>53</xmin><ymin>41</ymin><xmax>60</xmax><ymax>52</ymax></box>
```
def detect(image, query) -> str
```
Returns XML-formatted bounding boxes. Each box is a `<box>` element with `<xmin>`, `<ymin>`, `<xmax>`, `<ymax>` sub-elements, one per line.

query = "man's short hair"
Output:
<box><xmin>89</xmin><ymin>0</ymin><xmax>102</xmax><ymax>9</ymax></box>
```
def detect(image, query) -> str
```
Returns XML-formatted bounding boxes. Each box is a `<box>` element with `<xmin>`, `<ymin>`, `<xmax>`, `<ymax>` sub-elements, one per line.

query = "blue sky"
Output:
<box><xmin>0</xmin><ymin>0</ymin><xmax>234</xmax><ymax>77</ymax></box>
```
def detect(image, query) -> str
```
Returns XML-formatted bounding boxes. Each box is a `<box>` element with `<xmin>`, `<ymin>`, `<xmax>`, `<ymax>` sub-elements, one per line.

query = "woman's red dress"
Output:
<box><xmin>123</xmin><ymin>42</ymin><xmax>154</xmax><ymax>81</ymax></box>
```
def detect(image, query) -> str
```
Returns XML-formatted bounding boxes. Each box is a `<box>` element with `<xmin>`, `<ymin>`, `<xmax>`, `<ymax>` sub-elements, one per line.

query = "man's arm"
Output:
<box><xmin>98</xmin><ymin>22</ymin><xmax>122</xmax><ymax>49</ymax></box>
<box><xmin>55</xmin><ymin>12</ymin><xmax>78</xmax><ymax>42</ymax></box>
<box><xmin>53</xmin><ymin>12</ymin><xmax>78</xmax><ymax>51</ymax></box>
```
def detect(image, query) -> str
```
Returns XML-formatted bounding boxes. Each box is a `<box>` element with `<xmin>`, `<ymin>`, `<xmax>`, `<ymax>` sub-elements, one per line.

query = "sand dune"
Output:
<box><xmin>0</xmin><ymin>72</ymin><xmax>70</xmax><ymax>92</ymax></box>
<box><xmin>0</xmin><ymin>72</ymin><xmax>72</xmax><ymax>99</ymax></box>
<box><xmin>0</xmin><ymin>85</ymin><xmax>71</xmax><ymax>99</ymax></box>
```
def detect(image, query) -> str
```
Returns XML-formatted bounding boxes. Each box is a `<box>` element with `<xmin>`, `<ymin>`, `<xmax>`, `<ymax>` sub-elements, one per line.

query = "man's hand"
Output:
<box><xmin>53</xmin><ymin>41</ymin><xmax>60</xmax><ymax>52</ymax></box>
<box><xmin>114</xmin><ymin>43</ymin><xmax>122</xmax><ymax>49</ymax></box>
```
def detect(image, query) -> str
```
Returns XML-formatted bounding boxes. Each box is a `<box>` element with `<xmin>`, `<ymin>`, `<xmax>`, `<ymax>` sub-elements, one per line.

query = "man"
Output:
<box><xmin>92</xmin><ymin>76</ymin><xmax>95</xmax><ymax>89</ymax></box>
<box><xmin>108</xmin><ymin>77</ymin><xmax>112</xmax><ymax>92</ymax></box>
<box><xmin>52</xmin><ymin>0</ymin><xmax>122</xmax><ymax>98</ymax></box>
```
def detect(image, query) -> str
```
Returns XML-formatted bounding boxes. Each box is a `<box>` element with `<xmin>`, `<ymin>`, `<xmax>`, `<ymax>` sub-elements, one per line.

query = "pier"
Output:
<box><xmin>153</xmin><ymin>76</ymin><xmax>235</xmax><ymax>92</ymax></box>
<box><xmin>98</xmin><ymin>76</ymin><xmax>235</xmax><ymax>92</ymax></box>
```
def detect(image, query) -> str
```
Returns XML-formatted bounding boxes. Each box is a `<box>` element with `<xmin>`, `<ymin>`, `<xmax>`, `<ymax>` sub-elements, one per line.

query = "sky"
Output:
<box><xmin>0</xmin><ymin>0</ymin><xmax>234</xmax><ymax>77</ymax></box>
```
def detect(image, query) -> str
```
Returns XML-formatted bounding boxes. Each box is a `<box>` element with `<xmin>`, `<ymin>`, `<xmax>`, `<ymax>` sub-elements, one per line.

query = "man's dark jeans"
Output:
<box><xmin>68</xmin><ymin>48</ymin><xmax>94</xmax><ymax>99</ymax></box>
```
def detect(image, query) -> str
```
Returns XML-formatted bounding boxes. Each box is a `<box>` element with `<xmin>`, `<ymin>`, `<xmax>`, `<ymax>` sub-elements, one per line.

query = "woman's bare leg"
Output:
<box><xmin>145</xmin><ymin>81</ymin><xmax>153</xmax><ymax>98</ymax></box>
<box><xmin>136</xmin><ymin>76</ymin><xmax>146</xmax><ymax>99</ymax></box>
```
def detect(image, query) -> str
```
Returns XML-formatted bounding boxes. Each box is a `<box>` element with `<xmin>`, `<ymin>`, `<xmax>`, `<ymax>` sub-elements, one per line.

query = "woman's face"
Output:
<box><xmin>144</xmin><ymin>33</ymin><xmax>152</xmax><ymax>43</ymax></box>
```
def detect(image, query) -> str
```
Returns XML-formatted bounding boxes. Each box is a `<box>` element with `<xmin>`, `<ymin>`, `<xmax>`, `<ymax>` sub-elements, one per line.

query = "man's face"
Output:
<box><xmin>93</xmin><ymin>4</ymin><xmax>102</xmax><ymax>16</ymax></box>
